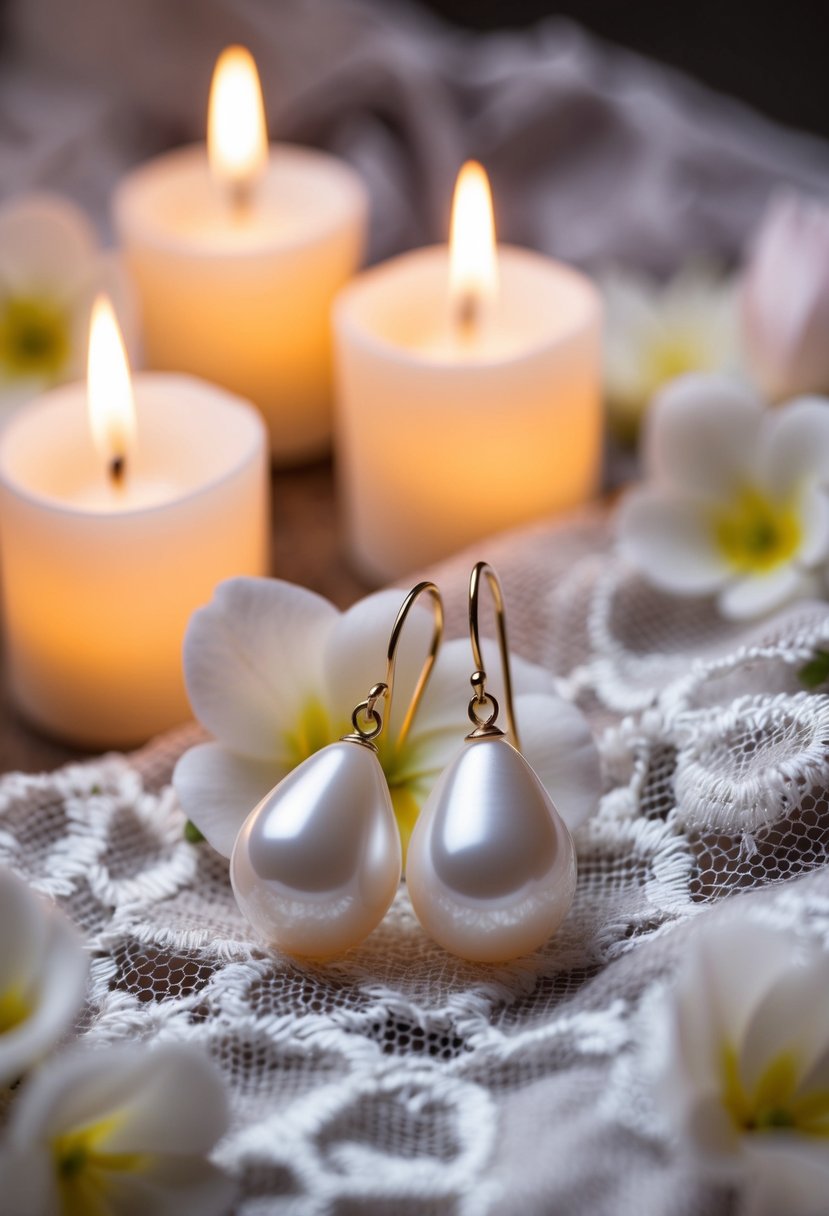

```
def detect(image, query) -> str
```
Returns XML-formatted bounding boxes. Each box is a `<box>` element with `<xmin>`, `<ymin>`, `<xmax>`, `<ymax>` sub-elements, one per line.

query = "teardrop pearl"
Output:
<box><xmin>406</xmin><ymin>736</ymin><xmax>576</xmax><ymax>962</ymax></box>
<box><xmin>230</xmin><ymin>740</ymin><xmax>401</xmax><ymax>958</ymax></box>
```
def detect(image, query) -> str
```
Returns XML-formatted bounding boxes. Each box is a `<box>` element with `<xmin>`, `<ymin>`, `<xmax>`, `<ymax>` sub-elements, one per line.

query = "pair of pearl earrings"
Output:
<box><xmin>230</xmin><ymin>563</ymin><xmax>576</xmax><ymax>963</ymax></box>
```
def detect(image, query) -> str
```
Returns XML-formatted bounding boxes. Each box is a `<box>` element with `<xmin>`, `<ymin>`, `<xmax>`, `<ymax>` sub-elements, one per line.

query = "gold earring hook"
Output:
<box><xmin>344</xmin><ymin>582</ymin><xmax>444</xmax><ymax>752</ymax></box>
<box><xmin>467</xmin><ymin>561</ymin><xmax>520</xmax><ymax>749</ymax></box>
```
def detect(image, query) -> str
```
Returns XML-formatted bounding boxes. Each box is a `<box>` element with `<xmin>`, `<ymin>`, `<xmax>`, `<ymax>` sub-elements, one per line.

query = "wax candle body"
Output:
<box><xmin>0</xmin><ymin>374</ymin><xmax>269</xmax><ymax>748</ymax></box>
<box><xmin>114</xmin><ymin>145</ymin><xmax>368</xmax><ymax>464</ymax></box>
<box><xmin>333</xmin><ymin>245</ymin><xmax>603</xmax><ymax>583</ymax></box>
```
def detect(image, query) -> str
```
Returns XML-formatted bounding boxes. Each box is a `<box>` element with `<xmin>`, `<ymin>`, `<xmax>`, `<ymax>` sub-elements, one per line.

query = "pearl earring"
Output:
<box><xmin>231</xmin><ymin>581</ymin><xmax>444</xmax><ymax>959</ymax></box>
<box><xmin>406</xmin><ymin>562</ymin><xmax>577</xmax><ymax>963</ymax></box>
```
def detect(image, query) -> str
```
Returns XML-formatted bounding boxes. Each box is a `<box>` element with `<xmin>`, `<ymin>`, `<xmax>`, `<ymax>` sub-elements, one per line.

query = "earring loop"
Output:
<box><xmin>344</xmin><ymin>581</ymin><xmax>444</xmax><ymax>752</ymax></box>
<box><xmin>467</xmin><ymin>561</ymin><xmax>520</xmax><ymax>749</ymax></box>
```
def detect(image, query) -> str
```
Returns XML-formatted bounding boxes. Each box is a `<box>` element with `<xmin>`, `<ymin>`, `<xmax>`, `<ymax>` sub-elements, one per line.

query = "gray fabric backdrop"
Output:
<box><xmin>3</xmin><ymin>0</ymin><xmax>829</xmax><ymax>270</ymax></box>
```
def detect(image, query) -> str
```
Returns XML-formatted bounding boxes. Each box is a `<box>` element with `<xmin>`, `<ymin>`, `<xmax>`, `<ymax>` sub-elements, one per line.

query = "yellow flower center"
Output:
<box><xmin>712</xmin><ymin>486</ymin><xmax>802</xmax><ymax>574</ymax></box>
<box><xmin>0</xmin><ymin>983</ymin><xmax>30</xmax><ymax>1033</ymax></box>
<box><xmin>0</xmin><ymin>294</ymin><xmax>71</xmax><ymax>379</ymax></box>
<box><xmin>644</xmin><ymin>332</ymin><xmax>706</xmax><ymax>394</ymax></box>
<box><xmin>282</xmin><ymin>698</ymin><xmax>339</xmax><ymax>769</ymax></box>
<box><xmin>722</xmin><ymin>1045</ymin><xmax>829</xmax><ymax>1138</ymax></box>
<box><xmin>282</xmin><ymin>698</ymin><xmax>443</xmax><ymax>864</ymax></box>
<box><xmin>54</xmin><ymin>1116</ymin><xmax>147</xmax><ymax>1216</ymax></box>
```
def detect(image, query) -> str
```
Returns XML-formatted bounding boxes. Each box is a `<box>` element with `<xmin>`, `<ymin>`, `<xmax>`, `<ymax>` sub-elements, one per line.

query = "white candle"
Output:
<box><xmin>333</xmin><ymin>162</ymin><xmax>603</xmax><ymax>584</ymax></box>
<box><xmin>0</xmin><ymin>299</ymin><xmax>269</xmax><ymax>749</ymax></box>
<box><xmin>113</xmin><ymin>46</ymin><xmax>368</xmax><ymax>465</ymax></box>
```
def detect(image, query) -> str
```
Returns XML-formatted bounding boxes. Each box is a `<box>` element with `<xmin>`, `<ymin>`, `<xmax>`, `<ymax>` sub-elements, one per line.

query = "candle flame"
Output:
<box><xmin>208</xmin><ymin>45</ymin><xmax>268</xmax><ymax>204</ymax></box>
<box><xmin>87</xmin><ymin>294</ymin><xmax>136</xmax><ymax>480</ymax></box>
<box><xmin>449</xmin><ymin>161</ymin><xmax>498</xmax><ymax>329</ymax></box>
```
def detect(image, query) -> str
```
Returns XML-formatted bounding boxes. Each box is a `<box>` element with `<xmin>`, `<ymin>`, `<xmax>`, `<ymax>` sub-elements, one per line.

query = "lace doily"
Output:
<box><xmin>3</xmin><ymin>507</ymin><xmax>829</xmax><ymax>1215</ymax></box>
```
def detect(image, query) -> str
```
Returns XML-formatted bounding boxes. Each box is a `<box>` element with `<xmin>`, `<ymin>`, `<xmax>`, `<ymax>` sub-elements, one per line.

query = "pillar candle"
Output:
<box><xmin>0</xmin><ymin>328</ymin><xmax>269</xmax><ymax>748</ymax></box>
<box><xmin>333</xmin><ymin>163</ymin><xmax>602</xmax><ymax>583</ymax></box>
<box><xmin>113</xmin><ymin>47</ymin><xmax>368</xmax><ymax>464</ymax></box>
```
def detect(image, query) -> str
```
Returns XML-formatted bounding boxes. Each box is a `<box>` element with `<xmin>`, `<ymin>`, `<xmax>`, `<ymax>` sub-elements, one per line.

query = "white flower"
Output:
<box><xmin>0</xmin><ymin>1042</ymin><xmax>233</xmax><ymax>1216</ymax></box>
<box><xmin>173</xmin><ymin>578</ymin><xmax>601</xmax><ymax>860</ymax></box>
<box><xmin>602</xmin><ymin>264</ymin><xmax>740</xmax><ymax>443</ymax></box>
<box><xmin>0</xmin><ymin>193</ymin><xmax>136</xmax><ymax>416</ymax></box>
<box><xmin>618</xmin><ymin>374</ymin><xmax>829</xmax><ymax>620</ymax></box>
<box><xmin>0</xmin><ymin>866</ymin><xmax>88</xmax><ymax>1088</ymax></box>
<box><xmin>741</xmin><ymin>193</ymin><xmax>829</xmax><ymax>402</ymax></box>
<box><xmin>656</xmin><ymin>916</ymin><xmax>829</xmax><ymax>1216</ymax></box>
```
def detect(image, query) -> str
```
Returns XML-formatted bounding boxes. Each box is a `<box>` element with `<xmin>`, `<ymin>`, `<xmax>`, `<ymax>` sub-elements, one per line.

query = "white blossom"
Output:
<box><xmin>656</xmin><ymin>916</ymin><xmax>829</xmax><ymax>1216</ymax></box>
<box><xmin>602</xmin><ymin>264</ymin><xmax>740</xmax><ymax>443</ymax></box>
<box><xmin>618</xmin><ymin>374</ymin><xmax>829</xmax><ymax>620</ymax></box>
<box><xmin>0</xmin><ymin>866</ymin><xmax>88</xmax><ymax>1088</ymax></box>
<box><xmin>173</xmin><ymin>578</ymin><xmax>602</xmax><ymax>861</ymax></box>
<box><xmin>0</xmin><ymin>193</ymin><xmax>136</xmax><ymax>417</ymax></box>
<box><xmin>0</xmin><ymin>1042</ymin><xmax>233</xmax><ymax>1216</ymax></box>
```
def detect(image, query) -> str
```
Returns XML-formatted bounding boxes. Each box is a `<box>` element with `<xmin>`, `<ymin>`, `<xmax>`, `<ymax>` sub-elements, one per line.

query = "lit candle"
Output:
<box><xmin>334</xmin><ymin>161</ymin><xmax>603</xmax><ymax>583</ymax></box>
<box><xmin>0</xmin><ymin>296</ymin><xmax>269</xmax><ymax>748</ymax></box>
<box><xmin>113</xmin><ymin>46</ymin><xmax>368</xmax><ymax>465</ymax></box>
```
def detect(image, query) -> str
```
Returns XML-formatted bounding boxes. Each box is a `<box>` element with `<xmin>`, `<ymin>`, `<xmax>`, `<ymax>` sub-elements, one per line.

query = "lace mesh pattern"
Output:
<box><xmin>3</xmin><ymin>511</ymin><xmax>829</xmax><ymax>1213</ymax></box>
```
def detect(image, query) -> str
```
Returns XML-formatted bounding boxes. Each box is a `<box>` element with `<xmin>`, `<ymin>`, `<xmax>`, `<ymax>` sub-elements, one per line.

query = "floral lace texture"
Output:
<box><xmin>2</xmin><ymin>506</ymin><xmax>829</xmax><ymax>1216</ymax></box>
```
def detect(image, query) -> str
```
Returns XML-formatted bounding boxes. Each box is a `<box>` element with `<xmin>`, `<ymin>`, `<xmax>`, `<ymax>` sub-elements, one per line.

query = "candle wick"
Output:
<box><xmin>228</xmin><ymin>178</ymin><xmax>255</xmax><ymax>223</ymax></box>
<box><xmin>109</xmin><ymin>454</ymin><xmax>126</xmax><ymax>486</ymax></box>
<box><xmin>454</xmin><ymin>291</ymin><xmax>480</xmax><ymax>342</ymax></box>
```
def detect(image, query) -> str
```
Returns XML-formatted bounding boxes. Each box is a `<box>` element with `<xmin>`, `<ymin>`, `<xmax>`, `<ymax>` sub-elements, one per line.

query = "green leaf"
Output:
<box><xmin>183</xmin><ymin>819</ymin><xmax>205</xmax><ymax>844</ymax></box>
<box><xmin>798</xmin><ymin>649</ymin><xmax>829</xmax><ymax>690</ymax></box>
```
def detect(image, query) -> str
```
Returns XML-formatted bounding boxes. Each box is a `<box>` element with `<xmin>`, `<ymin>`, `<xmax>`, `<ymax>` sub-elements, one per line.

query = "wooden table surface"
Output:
<box><xmin>0</xmin><ymin>459</ymin><xmax>373</xmax><ymax>776</ymax></box>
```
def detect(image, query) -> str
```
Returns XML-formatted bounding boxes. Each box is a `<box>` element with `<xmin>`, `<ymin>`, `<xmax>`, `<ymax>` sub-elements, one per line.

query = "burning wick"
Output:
<box><xmin>454</xmin><ymin>291</ymin><xmax>481</xmax><ymax>340</ymax></box>
<box><xmin>87</xmin><ymin>294</ymin><xmax>137</xmax><ymax>491</ymax></box>
<box><xmin>448</xmin><ymin>160</ymin><xmax>498</xmax><ymax>345</ymax></box>
<box><xmin>109</xmin><ymin>454</ymin><xmax>126</xmax><ymax>486</ymax></box>
<box><xmin>208</xmin><ymin>45</ymin><xmax>268</xmax><ymax>221</ymax></box>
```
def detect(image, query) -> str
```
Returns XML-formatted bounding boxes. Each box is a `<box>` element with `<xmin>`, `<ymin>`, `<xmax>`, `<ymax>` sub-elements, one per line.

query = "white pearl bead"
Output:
<box><xmin>406</xmin><ymin>736</ymin><xmax>576</xmax><ymax>962</ymax></box>
<box><xmin>230</xmin><ymin>740</ymin><xmax>401</xmax><ymax>958</ymax></box>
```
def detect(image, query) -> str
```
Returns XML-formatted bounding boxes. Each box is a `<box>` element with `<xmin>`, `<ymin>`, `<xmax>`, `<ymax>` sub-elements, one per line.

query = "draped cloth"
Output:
<box><xmin>3</xmin><ymin>0</ymin><xmax>829</xmax><ymax>268</ymax></box>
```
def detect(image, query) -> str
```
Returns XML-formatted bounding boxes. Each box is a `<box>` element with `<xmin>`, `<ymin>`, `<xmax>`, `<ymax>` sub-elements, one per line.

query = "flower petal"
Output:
<box><xmin>10</xmin><ymin>1043</ymin><xmax>228</xmax><ymax>1153</ymax></box>
<box><xmin>517</xmin><ymin>694</ymin><xmax>601</xmax><ymax>831</ymax></box>
<box><xmin>742</xmin><ymin>1136</ymin><xmax>829</xmax><ymax>1216</ymax></box>
<box><xmin>618</xmin><ymin>488</ymin><xmax>732</xmax><ymax>594</ymax></box>
<box><xmin>182</xmin><ymin>577</ymin><xmax>338</xmax><ymax>760</ymax></box>
<box><xmin>0</xmin><ymin>867</ymin><xmax>49</xmax><ymax>992</ymax></box>
<box><xmin>173</xmin><ymin>743</ymin><xmax>284</xmax><ymax>859</ymax></box>
<box><xmin>673</xmin><ymin>921</ymin><xmax>795</xmax><ymax>1091</ymax></box>
<box><xmin>97</xmin><ymin>1045</ymin><xmax>229</xmax><ymax>1155</ymax></box>
<box><xmin>0</xmin><ymin>871</ymin><xmax>88</xmax><ymax>1089</ymax></box>
<box><xmin>797</xmin><ymin>484</ymin><xmax>829</xmax><ymax>567</ymax></box>
<box><xmin>404</xmin><ymin>640</ymin><xmax>556</xmax><ymax>747</ymax></box>
<box><xmin>644</xmin><ymin>373</ymin><xmax>763</xmax><ymax>497</ymax></box>
<box><xmin>88</xmin><ymin>1157</ymin><xmax>235</xmax><ymax>1216</ymax></box>
<box><xmin>758</xmin><ymin>397</ymin><xmax>829</xmax><ymax>498</ymax></box>
<box><xmin>718</xmin><ymin>565</ymin><xmax>813</xmax><ymax>620</ymax></box>
<box><xmin>0</xmin><ymin>194</ymin><xmax>97</xmax><ymax>297</ymax></box>
<box><xmin>739</xmin><ymin>950</ymin><xmax>829</xmax><ymax>1095</ymax></box>
<box><xmin>0</xmin><ymin>1145</ymin><xmax>58</xmax><ymax>1216</ymax></box>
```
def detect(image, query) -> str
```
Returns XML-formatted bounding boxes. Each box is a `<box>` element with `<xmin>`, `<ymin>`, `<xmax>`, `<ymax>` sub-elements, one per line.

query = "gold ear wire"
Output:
<box><xmin>467</xmin><ymin>561</ymin><xmax>520</xmax><ymax>749</ymax></box>
<box><xmin>345</xmin><ymin>581</ymin><xmax>444</xmax><ymax>751</ymax></box>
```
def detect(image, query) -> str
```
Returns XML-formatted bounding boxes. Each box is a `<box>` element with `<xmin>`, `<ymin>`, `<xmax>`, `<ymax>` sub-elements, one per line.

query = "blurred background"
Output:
<box><xmin>1</xmin><ymin>0</ymin><xmax>827</xmax><ymax>272</ymax></box>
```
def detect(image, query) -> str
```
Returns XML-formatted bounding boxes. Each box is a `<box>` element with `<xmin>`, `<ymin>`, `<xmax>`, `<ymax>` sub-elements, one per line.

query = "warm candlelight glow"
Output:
<box><xmin>449</xmin><ymin>161</ymin><xmax>498</xmax><ymax>332</ymax></box>
<box><xmin>208</xmin><ymin>45</ymin><xmax>268</xmax><ymax>206</ymax></box>
<box><xmin>87</xmin><ymin>294</ymin><xmax>136</xmax><ymax>481</ymax></box>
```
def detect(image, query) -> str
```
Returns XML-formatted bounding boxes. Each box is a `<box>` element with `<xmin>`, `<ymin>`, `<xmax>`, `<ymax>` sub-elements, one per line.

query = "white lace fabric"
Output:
<box><xmin>3</xmin><ymin>507</ymin><xmax>829</xmax><ymax>1215</ymax></box>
